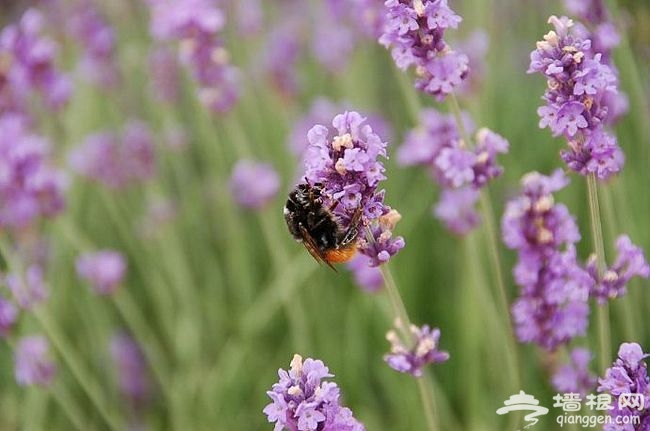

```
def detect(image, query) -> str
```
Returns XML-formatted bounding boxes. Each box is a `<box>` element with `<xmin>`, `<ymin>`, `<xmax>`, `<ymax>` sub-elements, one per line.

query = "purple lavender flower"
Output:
<box><xmin>380</xmin><ymin>0</ymin><xmax>468</xmax><ymax>99</ymax></box>
<box><xmin>502</xmin><ymin>170</ymin><xmax>579</xmax><ymax>254</ymax></box>
<box><xmin>261</xmin><ymin>19</ymin><xmax>302</xmax><ymax>98</ymax></box>
<box><xmin>511</xmin><ymin>246</ymin><xmax>592</xmax><ymax>350</ymax></box>
<box><xmin>148</xmin><ymin>46</ymin><xmax>180</xmax><ymax>103</ymax></box>
<box><xmin>588</xmin><ymin>235</ymin><xmax>650</xmax><ymax>304</ymax></box>
<box><xmin>503</xmin><ymin>171</ymin><xmax>593</xmax><ymax>350</ymax></box>
<box><xmin>147</xmin><ymin>0</ymin><xmax>240</xmax><ymax>113</ymax></box>
<box><xmin>69</xmin><ymin>121</ymin><xmax>156</xmax><ymax>189</ymax></box>
<box><xmin>0</xmin><ymin>295</ymin><xmax>18</xmax><ymax>336</ymax></box>
<box><xmin>529</xmin><ymin>15</ymin><xmax>624</xmax><ymax>179</ymax></box>
<box><xmin>234</xmin><ymin>0</ymin><xmax>263</xmax><ymax>35</ymax></box>
<box><xmin>552</xmin><ymin>347</ymin><xmax>597</xmax><ymax>396</ymax></box>
<box><xmin>399</xmin><ymin>109</ymin><xmax>507</xmax><ymax>234</ymax></box>
<box><xmin>0</xmin><ymin>114</ymin><xmax>66</xmax><ymax>228</ymax></box>
<box><xmin>6</xmin><ymin>265</ymin><xmax>49</xmax><ymax>309</ymax></box>
<box><xmin>346</xmin><ymin>254</ymin><xmax>383</xmax><ymax>292</ymax></box>
<box><xmin>263</xmin><ymin>354</ymin><xmax>365</xmax><ymax>431</ymax></box>
<box><xmin>598</xmin><ymin>342</ymin><xmax>650</xmax><ymax>430</ymax></box>
<box><xmin>456</xmin><ymin>29</ymin><xmax>489</xmax><ymax>95</ymax></box>
<box><xmin>289</xmin><ymin>99</ymin><xmax>392</xmax><ymax>158</ymax></box>
<box><xmin>110</xmin><ymin>332</ymin><xmax>150</xmax><ymax>408</ymax></box>
<box><xmin>301</xmin><ymin>111</ymin><xmax>404</xmax><ymax>265</ymax></box>
<box><xmin>349</xmin><ymin>0</ymin><xmax>388</xmax><ymax>39</ymax></box>
<box><xmin>76</xmin><ymin>250</ymin><xmax>127</xmax><ymax>295</ymax></box>
<box><xmin>228</xmin><ymin>160</ymin><xmax>281</xmax><ymax>210</ymax></box>
<box><xmin>397</xmin><ymin>108</ymin><xmax>470</xmax><ymax>167</ymax></box>
<box><xmin>433</xmin><ymin>186</ymin><xmax>480</xmax><ymax>235</ymax></box>
<box><xmin>384</xmin><ymin>322</ymin><xmax>449</xmax><ymax>377</ymax></box>
<box><xmin>0</xmin><ymin>9</ymin><xmax>72</xmax><ymax>113</ymax></box>
<box><xmin>68</xmin><ymin>0</ymin><xmax>120</xmax><ymax>89</ymax></box>
<box><xmin>15</xmin><ymin>335</ymin><xmax>56</xmax><ymax>386</ymax></box>
<box><xmin>312</xmin><ymin>9</ymin><xmax>355</xmax><ymax>73</ymax></box>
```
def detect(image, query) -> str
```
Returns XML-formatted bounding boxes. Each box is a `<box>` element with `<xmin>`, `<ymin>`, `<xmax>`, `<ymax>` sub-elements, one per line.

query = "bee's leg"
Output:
<box><xmin>340</xmin><ymin>206</ymin><xmax>364</xmax><ymax>246</ymax></box>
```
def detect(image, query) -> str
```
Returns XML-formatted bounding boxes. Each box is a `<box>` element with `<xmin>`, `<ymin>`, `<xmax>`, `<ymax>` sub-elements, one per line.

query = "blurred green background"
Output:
<box><xmin>0</xmin><ymin>0</ymin><xmax>649</xmax><ymax>429</ymax></box>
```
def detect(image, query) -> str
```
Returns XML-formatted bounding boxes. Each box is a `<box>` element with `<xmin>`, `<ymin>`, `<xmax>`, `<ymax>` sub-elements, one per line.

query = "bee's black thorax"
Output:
<box><xmin>284</xmin><ymin>183</ymin><xmax>345</xmax><ymax>251</ymax></box>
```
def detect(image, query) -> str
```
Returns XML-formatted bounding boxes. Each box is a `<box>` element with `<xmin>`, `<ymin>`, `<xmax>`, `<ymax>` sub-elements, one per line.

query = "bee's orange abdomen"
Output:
<box><xmin>324</xmin><ymin>243</ymin><xmax>358</xmax><ymax>264</ymax></box>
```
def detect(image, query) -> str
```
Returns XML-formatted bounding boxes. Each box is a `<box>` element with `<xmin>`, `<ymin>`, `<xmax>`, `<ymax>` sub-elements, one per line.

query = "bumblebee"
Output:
<box><xmin>283</xmin><ymin>182</ymin><xmax>362</xmax><ymax>269</ymax></box>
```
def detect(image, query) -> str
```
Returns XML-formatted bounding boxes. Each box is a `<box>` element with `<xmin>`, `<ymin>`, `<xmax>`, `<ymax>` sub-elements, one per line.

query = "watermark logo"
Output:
<box><xmin>496</xmin><ymin>391</ymin><xmax>549</xmax><ymax>429</ymax></box>
<box><xmin>497</xmin><ymin>390</ymin><xmax>645</xmax><ymax>429</ymax></box>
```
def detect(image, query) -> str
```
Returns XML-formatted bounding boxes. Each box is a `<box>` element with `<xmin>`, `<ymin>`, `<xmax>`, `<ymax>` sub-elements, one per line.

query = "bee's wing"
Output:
<box><xmin>299</xmin><ymin>225</ymin><xmax>337</xmax><ymax>272</ymax></box>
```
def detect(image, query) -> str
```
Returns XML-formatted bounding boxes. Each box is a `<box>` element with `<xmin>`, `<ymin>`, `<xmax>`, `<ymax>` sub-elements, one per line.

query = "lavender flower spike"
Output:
<box><xmin>76</xmin><ymin>250</ymin><xmax>127</xmax><ymax>295</ymax></box>
<box><xmin>263</xmin><ymin>354</ymin><xmax>365</xmax><ymax>431</ymax></box>
<box><xmin>552</xmin><ymin>347</ymin><xmax>597</xmax><ymax>396</ymax></box>
<box><xmin>15</xmin><ymin>335</ymin><xmax>56</xmax><ymax>386</ymax></box>
<box><xmin>384</xmin><ymin>321</ymin><xmax>449</xmax><ymax>377</ymax></box>
<box><xmin>301</xmin><ymin>111</ymin><xmax>404</xmax><ymax>266</ymax></box>
<box><xmin>380</xmin><ymin>0</ymin><xmax>468</xmax><ymax>100</ymax></box>
<box><xmin>598</xmin><ymin>342</ymin><xmax>650</xmax><ymax>430</ymax></box>
<box><xmin>502</xmin><ymin>171</ymin><xmax>593</xmax><ymax>350</ymax></box>
<box><xmin>587</xmin><ymin>235</ymin><xmax>650</xmax><ymax>304</ymax></box>
<box><xmin>529</xmin><ymin>15</ymin><xmax>624</xmax><ymax>179</ymax></box>
<box><xmin>228</xmin><ymin>160</ymin><xmax>280</xmax><ymax>210</ymax></box>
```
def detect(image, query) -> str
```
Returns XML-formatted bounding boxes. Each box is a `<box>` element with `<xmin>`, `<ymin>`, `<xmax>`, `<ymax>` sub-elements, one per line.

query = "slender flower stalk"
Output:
<box><xmin>446</xmin><ymin>92</ymin><xmax>521</xmax><ymax>388</ymax></box>
<box><xmin>587</xmin><ymin>174</ymin><xmax>611</xmax><ymax>372</ymax></box>
<box><xmin>379</xmin><ymin>264</ymin><xmax>441</xmax><ymax>431</ymax></box>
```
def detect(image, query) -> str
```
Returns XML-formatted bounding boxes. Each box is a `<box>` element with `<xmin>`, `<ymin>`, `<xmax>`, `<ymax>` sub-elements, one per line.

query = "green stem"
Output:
<box><xmin>447</xmin><ymin>93</ymin><xmax>522</xmax><ymax>392</ymax></box>
<box><xmin>417</xmin><ymin>376</ymin><xmax>438</xmax><ymax>431</ymax></box>
<box><xmin>587</xmin><ymin>174</ymin><xmax>612</xmax><ymax>371</ymax></box>
<box><xmin>379</xmin><ymin>263</ymin><xmax>438</xmax><ymax>431</ymax></box>
<box><xmin>33</xmin><ymin>309</ymin><xmax>121</xmax><ymax>430</ymax></box>
<box><xmin>0</xmin><ymin>237</ymin><xmax>120</xmax><ymax>429</ymax></box>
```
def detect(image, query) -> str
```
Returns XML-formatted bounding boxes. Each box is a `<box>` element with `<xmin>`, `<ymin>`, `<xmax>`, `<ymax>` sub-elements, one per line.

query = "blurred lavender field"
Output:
<box><xmin>0</xmin><ymin>0</ymin><xmax>649</xmax><ymax>430</ymax></box>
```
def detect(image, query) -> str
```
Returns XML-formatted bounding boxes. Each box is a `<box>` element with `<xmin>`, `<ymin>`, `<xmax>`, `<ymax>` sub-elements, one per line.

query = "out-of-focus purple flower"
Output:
<box><xmin>349</xmin><ymin>0</ymin><xmax>388</xmax><ymax>39</ymax></box>
<box><xmin>234</xmin><ymin>0</ymin><xmax>263</xmax><ymax>35</ymax></box>
<box><xmin>147</xmin><ymin>0</ymin><xmax>240</xmax><ymax>113</ymax></box>
<box><xmin>228</xmin><ymin>160</ymin><xmax>280</xmax><ymax>210</ymax></box>
<box><xmin>263</xmin><ymin>354</ymin><xmax>365</xmax><ymax>431</ymax></box>
<box><xmin>261</xmin><ymin>19</ymin><xmax>302</xmax><ymax>98</ymax></box>
<box><xmin>301</xmin><ymin>111</ymin><xmax>403</xmax><ymax>265</ymax></box>
<box><xmin>503</xmin><ymin>171</ymin><xmax>593</xmax><ymax>350</ymax></box>
<box><xmin>6</xmin><ymin>265</ymin><xmax>49</xmax><ymax>309</ymax></box>
<box><xmin>0</xmin><ymin>114</ymin><xmax>67</xmax><ymax>228</ymax></box>
<box><xmin>552</xmin><ymin>347</ymin><xmax>597</xmax><ymax>396</ymax></box>
<box><xmin>384</xmin><ymin>321</ymin><xmax>449</xmax><ymax>377</ymax></box>
<box><xmin>0</xmin><ymin>9</ymin><xmax>72</xmax><ymax>113</ymax></box>
<box><xmin>397</xmin><ymin>108</ymin><xmax>470</xmax><ymax>167</ymax></box>
<box><xmin>69</xmin><ymin>121</ymin><xmax>156</xmax><ymax>189</ymax></box>
<box><xmin>529</xmin><ymin>15</ymin><xmax>624</xmax><ymax>179</ymax></box>
<box><xmin>346</xmin><ymin>254</ymin><xmax>383</xmax><ymax>292</ymax></box>
<box><xmin>76</xmin><ymin>250</ymin><xmax>127</xmax><ymax>295</ymax></box>
<box><xmin>433</xmin><ymin>186</ymin><xmax>480</xmax><ymax>235</ymax></box>
<box><xmin>0</xmin><ymin>295</ymin><xmax>18</xmax><ymax>336</ymax></box>
<box><xmin>312</xmin><ymin>10</ymin><xmax>355</xmax><ymax>73</ymax></box>
<box><xmin>68</xmin><ymin>0</ymin><xmax>120</xmax><ymax>89</ymax></box>
<box><xmin>456</xmin><ymin>29</ymin><xmax>489</xmax><ymax>95</ymax></box>
<box><xmin>15</xmin><ymin>335</ymin><xmax>56</xmax><ymax>386</ymax></box>
<box><xmin>399</xmin><ymin>109</ymin><xmax>507</xmax><ymax>235</ymax></box>
<box><xmin>110</xmin><ymin>332</ymin><xmax>150</xmax><ymax>408</ymax></box>
<box><xmin>587</xmin><ymin>235</ymin><xmax>650</xmax><ymax>304</ymax></box>
<box><xmin>598</xmin><ymin>342</ymin><xmax>650</xmax><ymax>430</ymax></box>
<box><xmin>380</xmin><ymin>0</ymin><xmax>468</xmax><ymax>99</ymax></box>
<box><xmin>148</xmin><ymin>46</ymin><xmax>180</xmax><ymax>103</ymax></box>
